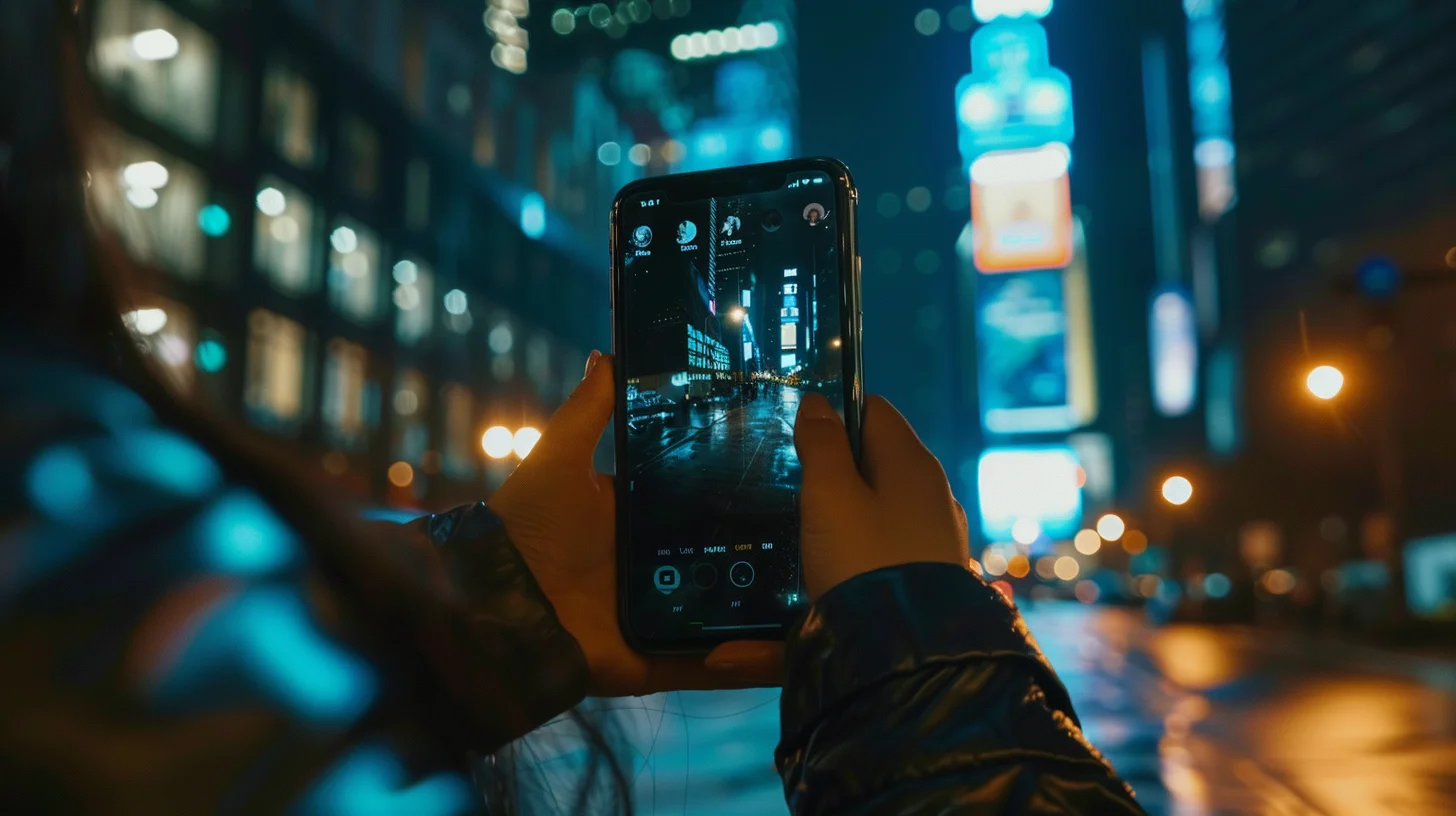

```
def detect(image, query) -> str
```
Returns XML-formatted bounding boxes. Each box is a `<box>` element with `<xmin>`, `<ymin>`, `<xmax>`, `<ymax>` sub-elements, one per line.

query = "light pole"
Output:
<box><xmin>1303</xmin><ymin>361</ymin><xmax>1407</xmax><ymax>622</ymax></box>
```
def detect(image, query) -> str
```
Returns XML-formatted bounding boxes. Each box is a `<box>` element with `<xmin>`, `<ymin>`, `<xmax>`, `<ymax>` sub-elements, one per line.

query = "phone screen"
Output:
<box><xmin>615</xmin><ymin>169</ymin><xmax>852</xmax><ymax>646</ymax></box>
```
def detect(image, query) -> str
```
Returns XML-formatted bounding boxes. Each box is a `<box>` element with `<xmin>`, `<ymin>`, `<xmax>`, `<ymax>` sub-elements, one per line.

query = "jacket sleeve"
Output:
<box><xmin>776</xmin><ymin>563</ymin><xmax>1145</xmax><ymax>815</ymax></box>
<box><xmin>0</xmin><ymin>357</ymin><xmax>588</xmax><ymax>814</ymax></box>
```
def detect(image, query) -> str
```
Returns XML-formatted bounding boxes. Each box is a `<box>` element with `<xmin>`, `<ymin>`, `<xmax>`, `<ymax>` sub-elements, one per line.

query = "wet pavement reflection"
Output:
<box><xmin>505</xmin><ymin>602</ymin><xmax>1456</xmax><ymax>815</ymax></box>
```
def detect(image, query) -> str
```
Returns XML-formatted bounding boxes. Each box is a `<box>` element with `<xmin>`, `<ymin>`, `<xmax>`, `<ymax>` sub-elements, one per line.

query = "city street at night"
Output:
<box><xmin>629</xmin><ymin>384</ymin><xmax>805</xmax><ymax>535</ymax></box>
<box><xmin>16</xmin><ymin>0</ymin><xmax>1456</xmax><ymax>811</ymax></box>
<box><xmin>506</xmin><ymin>603</ymin><xmax>1456</xmax><ymax>815</ymax></box>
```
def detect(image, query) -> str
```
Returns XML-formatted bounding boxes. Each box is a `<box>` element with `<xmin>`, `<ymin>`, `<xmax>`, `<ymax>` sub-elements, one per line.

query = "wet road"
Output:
<box><xmin>504</xmin><ymin>602</ymin><xmax>1456</xmax><ymax>815</ymax></box>
<box><xmin>628</xmin><ymin>386</ymin><xmax>803</xmax><ymax>529</ymax></box>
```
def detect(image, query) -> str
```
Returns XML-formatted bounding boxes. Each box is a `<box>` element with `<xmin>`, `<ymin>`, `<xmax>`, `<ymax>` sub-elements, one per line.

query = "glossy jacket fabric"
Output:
<box><xmin>0</xmin><ymin>352</ymin><xmax>589</xmax><ymax>815</ymax></box>
<box><xmin>778</xmin><ymin>563</ymin><xmax>1145</xmax><ymax>814</ymax></box>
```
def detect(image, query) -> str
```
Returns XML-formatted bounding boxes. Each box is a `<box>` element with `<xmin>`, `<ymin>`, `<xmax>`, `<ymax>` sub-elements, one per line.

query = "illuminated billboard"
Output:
<box><xmin>1405</xmin><ymin>535</ymin><xmax>1456</xmax><ymax>619</ymax></box>
<box><xmin>1149</xmin><ymin>285</ymin><xmax>1198</xmax><ymax>416</ymax></box>
<box><xmin>976</xmin><ymin>445</ymin><xmax>1083</xmax><ymax>542</ymax></box>
<box><xmin>976</xmin><ymin>270</ymin><xmax>1070</xmax><ymax>433</ymax></box>
<box><xmin>974</xmin><ymin>216</ymin><xmax>1093</xmax><ymax>434</ymax></box>
<box><xmin>955</xmin><ymin>20</ymin><xmax>1073</xmax><ymax>161</ymax></box>
<box><xmin>970</xmin><ymin>145</ymin><xmax>1074</xmax><ymax>274</ymax></box>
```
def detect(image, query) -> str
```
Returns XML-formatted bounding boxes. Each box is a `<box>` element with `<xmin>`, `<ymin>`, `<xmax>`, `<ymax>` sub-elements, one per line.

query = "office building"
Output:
<box><xmin>88</xmin><ymin>0</ymin><xmax>795</xmax><ymax>507</ymax></box>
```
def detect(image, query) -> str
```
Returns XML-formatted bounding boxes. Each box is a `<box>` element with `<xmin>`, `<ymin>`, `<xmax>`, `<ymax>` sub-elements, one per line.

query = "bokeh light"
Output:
<box><xmin>513</xmin><ymin>426</ymin><xmax>542</xmax><ymax>459</ymax></box>
<box><xmin>1096</xmin><ymin>513</ymin><xmax>1126</xmax><ymax>541</ymax></box>
<box><xmin>1306</xmin><ymin>365</ymin><xmax>1344</xmax><ymax>400</ymax></box>
<box><xmin>1123</xmin><ymin>530</ymin><xmax>1149</xmax><ymax>555</ymax></box>
<box><xmin>481</xmin><ymin>426</ymin><xmax>514</xmax><ymax>459</ymax></box>
<box><xmin>1035</xmin><ymin>555</ymin><xmax>1057</xmax><ymax>580</ymax></box>
<box><xmin>1074</xmin><ymin>580</ymin><xmax>1100</xmax><ymax>603</ymax></box>
<box><xmin>387</xmin><ymin>461</ymin><xmax>414</xmax><ymax>487</ymax></box>
<box><xmin>1054</xmin><ymin>556</ymin><xmax>1080</xmax><ymax>581</ymax></box>
<box><xmin>1261</xmin><ymin>568</ymin><xmax>1297</xmax><ymax>595</ymax></box>
<box><xmin>1006</xmin><ymin>554</ymin><xmax>1030</xmax><ymax>579</ymax></box>
<box><xmin>1073</xmin><ymin>528</ymin><xmax>1101</xmax><ymax>555</ymax></box>
<box><xmin>982</xmin><ymin>551</ymin><xmax>1008</xmax><ymax>576</ymax></box>
<box><xmin>1162</xmin><ymin>475</ymin><xmax>1194</xmax><ymax>505</ymax></box>
<box><xmin>1203</xmin><ymin>572</ymin><xmax>1232</xmax><ymax>599</ymax></box>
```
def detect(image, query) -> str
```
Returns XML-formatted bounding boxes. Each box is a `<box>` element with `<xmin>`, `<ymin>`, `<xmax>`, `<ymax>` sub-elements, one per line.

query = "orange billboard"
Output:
<box><xmin>970</xmin><ymin>145</ymin><xmax>1074</xmax><ymax>274</ymax></box>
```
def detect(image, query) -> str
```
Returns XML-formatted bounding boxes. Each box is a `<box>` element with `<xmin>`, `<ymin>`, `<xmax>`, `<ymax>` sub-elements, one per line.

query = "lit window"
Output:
<box><xmin>123</xmin><ymin>297</ymin><xmax>196</xmax><ymax>394</ymax></box>
<box><xmin>741</xmin><ymin>289</ymin><xmax>751</xmax><ymax>308</ymax></box>
<box><xmin>245</xmin><ymin>310</ymin><xmax>309</xmax><ymax>427</ymax></box>
<box><xmin>393</xmin><ymin>259</ymin><xmax>434</xmax><ymax>345</ymax></box>
<box><xmin>92</xmin><ymin>0</ymin><xmax>219</xmax><ymax>145</ymax></box>
<box><xmin>328</xmin><ymin>219</ymin><xmax>381</xmax><ymax>323</ymax></box>
<box><xmin>442</xmin><ymin>383</ymin><xmax>476</xmax><ymax>478</ymax></box>
<box><xmin>262</xmin><ymin>61</ymin><xmax>318</xmax><ymax>168</ymax></box>
<box><xmin>340</xmin><ymin>115</ymin><xmax>380</xmax><ymax>199</ymax></box>
<box><xmin>254</xmin><ymin>176</ymin><xmax>318</xmax><ymax>295</ymax></box>
<box><xmin>783</xmin><ymin>283</ymin><xmax>798</xmax><ymax>295</ymax></box>
<box><xmin>322</xmin><ymin>338</ymin><xmax>372</xmax><ymax>449</ymax></box>
<box><xmin>783</xmin><ymin>268</ymin><xmax>797</xmax><ymax>277</ymax></box>
<box><xmin>90</xmin><ymin>128</ymin><xmax>206</xmax><ymax>279</ymax></box>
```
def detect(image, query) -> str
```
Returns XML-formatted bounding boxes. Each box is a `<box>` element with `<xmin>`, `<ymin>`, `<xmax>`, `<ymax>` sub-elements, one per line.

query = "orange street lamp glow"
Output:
<box><xmin>1306</xmin><ymin>365</ymin><xmax>1344</xmax><ymax>400</ymax></box>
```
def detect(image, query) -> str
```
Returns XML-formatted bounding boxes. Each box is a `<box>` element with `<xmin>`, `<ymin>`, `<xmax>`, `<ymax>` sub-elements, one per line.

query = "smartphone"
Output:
<box><xmin>610</xmin><ymin>158</ymin><xmax>864</xmax><ymax>654</ymax></box>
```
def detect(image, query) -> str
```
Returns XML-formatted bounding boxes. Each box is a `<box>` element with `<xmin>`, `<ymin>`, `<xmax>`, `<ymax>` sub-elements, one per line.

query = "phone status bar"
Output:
<box><xmin>786</xmin><ymin>174</ymin><xmax>828</xmax><ymax>190</ymax></box>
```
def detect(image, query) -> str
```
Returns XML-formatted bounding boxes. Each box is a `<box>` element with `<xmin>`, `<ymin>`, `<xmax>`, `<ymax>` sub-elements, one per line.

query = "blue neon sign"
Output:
<box><xmin>955</xmin><ymin>20</ymin><xmax>1074</xmax><ymax>162</ymax></box>
<box><xmin>1149</xmin><ymin>285</ymin><xmax>1198</xmax><ymax>417</ymax></box>
<box><xmin>973</xmin><ymin>0</ymin><xmax>1054</xmax><ymax>24</ymax></box>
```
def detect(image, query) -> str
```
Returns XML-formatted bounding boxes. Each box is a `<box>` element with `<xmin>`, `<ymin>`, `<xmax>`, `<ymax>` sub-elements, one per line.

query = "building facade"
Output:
<box><xmin>92</xmin><ymin>0</ymin><xmax>799</xmax><ymax>508</ymax></box>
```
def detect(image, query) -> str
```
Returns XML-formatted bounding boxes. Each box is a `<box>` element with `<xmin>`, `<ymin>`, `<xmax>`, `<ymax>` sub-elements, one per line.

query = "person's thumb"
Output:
<box><xmin>795</xmin><ymin>394</ymin><xmax>871</xmax><ymax>597</ymax></box>
<box><xmin>529</xmin><ymin>351</ymin><xmax>614</xmax><ymax>465</ymax></box>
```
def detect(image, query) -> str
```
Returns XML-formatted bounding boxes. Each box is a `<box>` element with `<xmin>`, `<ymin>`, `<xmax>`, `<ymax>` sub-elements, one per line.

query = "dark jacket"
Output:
<box><xmin>0</xmin><ymin>353</ymin><xmax>1142</xmax><ymax>814</ymax></box>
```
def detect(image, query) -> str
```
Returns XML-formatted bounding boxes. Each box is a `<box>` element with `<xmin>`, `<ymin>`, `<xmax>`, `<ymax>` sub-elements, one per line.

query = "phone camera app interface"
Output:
<box><xmin>620</xmin><ymin>174</ymin><xmax>842</xmax><ymax>639</ymax></box>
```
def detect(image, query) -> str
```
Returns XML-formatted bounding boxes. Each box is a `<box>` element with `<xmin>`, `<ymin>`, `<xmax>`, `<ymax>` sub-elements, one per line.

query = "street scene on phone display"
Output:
<box><xmin>620</xmin><ymin>182</ymin><xmax>843</xmax><ymax>637</ymax></box>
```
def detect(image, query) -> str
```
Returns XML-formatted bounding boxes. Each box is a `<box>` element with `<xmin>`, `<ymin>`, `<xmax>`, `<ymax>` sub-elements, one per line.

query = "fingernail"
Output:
<box><xmin>583</xmin><ymin>350</ymin><xmax>602</xmax><ymax>379</ymax></box>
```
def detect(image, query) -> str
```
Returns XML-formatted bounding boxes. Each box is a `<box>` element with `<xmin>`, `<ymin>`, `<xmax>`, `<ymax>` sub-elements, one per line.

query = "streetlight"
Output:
<box><xmin>1161</xmin><ymin>475</ymin><xmax>1193</xmax><ymax>506</ymax></box>
<box><xmin>728</xmin><ymin>306</ymin><xmax>746</xmax><ymax>322</ymax></box>
<box><xmin>1306</xmin><ymin>365</ymin><xmax>1344</xmax><ymax>400</ymax></box>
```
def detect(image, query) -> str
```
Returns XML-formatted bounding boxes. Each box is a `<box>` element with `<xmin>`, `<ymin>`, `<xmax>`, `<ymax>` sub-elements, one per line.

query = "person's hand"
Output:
<box><xmin>488</xmin><ymin>351</ymin><xmax>782</xmax><ymax>696</ymax></box>
<box><xmin>793</xmin><ymin>393</ymin><xmax>970</xmax><ymax>599</ymax></box>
